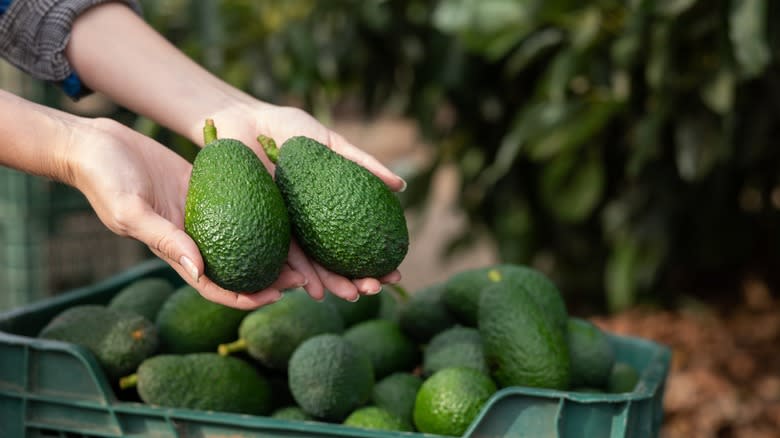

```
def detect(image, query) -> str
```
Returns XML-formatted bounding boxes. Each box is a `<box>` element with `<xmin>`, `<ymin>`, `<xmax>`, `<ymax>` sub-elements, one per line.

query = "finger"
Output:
<box><xmin>123</xmin><ymin>204</ymin><xmax>204</xmax><ymax>284</ymax></box>
<box><xmin>314</xmin><ymin>262</ymin><xmax>359</xmax><ymax>302</ymax></box>
<box><xmin>195</xmin><ymin>279</ymin><xmax>283</xmax><ymax>309</ymax></box>
<box><xmin>352</xmin><ymin>278</ymin><xmax>382</xmax><ymax>296</ymax></box>
<box><xmin>286</xmin><ymin>241</ymin><xmax>326</xmax><ymax>300</ymax></box>
<box><xmin>327</xmin><ymin>132</ymin><xmax>406</xmax><ymax>192</ymax></box>
<box><xmin>128</xmin><ymin>207</ymin><xmax>288</xmax><ymax>310</ymax></box>
<box><xmin>269</xmin><ymin>264</ymin><xmax>307</xmax><ymax>291</ymax></box>
<box><xmin>149</xmin><ymin>247</ymin><xmax>283</xmax><ymax>310</ymax></box>
<box><xmin>379</xmin><ymin>270</ymin><xmax>402</xmax><ymax>284</ymax></box>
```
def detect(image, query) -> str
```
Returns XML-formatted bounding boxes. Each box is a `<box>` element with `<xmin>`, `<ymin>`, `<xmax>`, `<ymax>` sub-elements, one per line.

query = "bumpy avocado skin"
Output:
<box><xmin>136</xmin><ymin>353</ymin><xmax>272</xmax><ymax>415</ymax></box>
<box><xmin>185</xmin><ymin>137</ymin><xmax>290</xmax><ymax>292</ymax></box>
<box><xmin>274</xmin><ymin>136</ymin><xmax>409</xmax><ymax>279</ymax></box>
<box><xmin>38</xmin><ymin>305</ymin><xmax>158</xmax><ymax>380</ymax></box>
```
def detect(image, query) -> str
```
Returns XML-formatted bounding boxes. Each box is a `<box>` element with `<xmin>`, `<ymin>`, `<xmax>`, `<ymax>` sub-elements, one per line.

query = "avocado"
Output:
<box><xmin>185</xmin><ymin>119</ymin><xmax>290</xmax><ymax>292</ymax></box>
<box><xmin>261</xmin><ymin>135</ymin><xmax>408</xmax><ymax>279</ymax></box>
<box><xmin>218</xmin><ymin>289</ymin><xmax>344</xmax><ymax>370</ymax></box>
<box><xmin>155</xmin><ymin>285</ymin><xmax>247</xmax><ymax>354</ymax></box>
<box><xmin>119</xmin><ymin>353</ymin><xmax>271</xmax><ymax>415</ymax></box>
<box><xmin>567</xmin><ymin>317</ymin><xmax>615</xmax><ymax>388</ymax></box>
<box><xmin>343</xmin><ymin>406</ymin><xmax>412</xmax><ymax>432</ymax></box>
<box><xmin>271</xmin><ymin>406</ymin><xmax>315</xmax><ymax>421</ymax></box>
<box><xmin>478</xmin><ymin>280</ymin><xmax>569</xmax><ymax>389</ymax></box>
<box><xmin>108</xmin><ymin>277</ymin><xmax>175</xmax><ymax>321</ymax></box>
<box><xmin>442</xmin><ymin>266</ymin><xmax>493</xmax><ymax>326</ymax></box>
<box><xmin>413</xmin><ymin>367</ymin><xmax>497</xmax><ymax>437</ymax></box>
<box><xmin>423</xmin><ymin>326</ymin><xmax>488</xmax><ymax>377</ymax></box>
<box><xmin>38</xmin><ymin>305</ymin><xmax>158</xmax><ymax>380</ymax></box>
<box><xmin>371</xmin><ymin>372</ymin><xmax>422</xmax><ymax>428</ymax></box>
<box><xmin>323</xmin><ymin>290</ymin><xmax>381</xmax><ymax>327</ymax></box>
<box><xmin>399</xmin><ymin>282</ymin><xmax>456</xmax><ymax>342</ymax></box>
<box><xmin>343</xmin><ymin>319</ymin><xmax>418</xmax><ymax>379</ymax></box>
<box><xmin>444</xmin><ymin>264</ymin><xmax>567</xmax><ymax>330</ymax></box>
<box><xmin>377</xmin><ymin>286</ymin><xmax>402</xmax><ymax>323</ymax></box>
<box><xmin>288</xmin><ymin>334</ymin><xmax>374</xmax><ymax>420</ymax></box>
<box><xmin>606</xmin><ymin>361</ymin><xmax>640</xmax><ymax>393</ymax></box>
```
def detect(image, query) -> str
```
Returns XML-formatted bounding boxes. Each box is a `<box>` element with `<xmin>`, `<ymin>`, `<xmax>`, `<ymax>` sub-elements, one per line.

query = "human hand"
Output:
<box><xmin>205</xmin><ymin>104</ymin><xmax>406</xmax><ymax>302</ymax></box>
<box><xmin>68</xmin><ymin>117</ymin><xmax>306</xmax><ymax>309</ymax></box>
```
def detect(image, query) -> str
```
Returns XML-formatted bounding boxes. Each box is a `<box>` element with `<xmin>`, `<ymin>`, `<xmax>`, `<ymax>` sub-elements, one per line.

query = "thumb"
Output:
<box><xmin>124</xmin><ymin>206</ymin><xmax>203</xmax><ymax>284</ymax></box>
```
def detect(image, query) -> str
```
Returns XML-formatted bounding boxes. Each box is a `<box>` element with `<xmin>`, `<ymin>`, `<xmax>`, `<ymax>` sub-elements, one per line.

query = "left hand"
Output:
<box><xmin>69</xmin><ymin>117</ymin><xmax>306</xmax><ymax>309</ymax></box>
<box><xmin>208</xmin><ymin>103</ymin><xmax>406</xmax><ymax>302</ymax></box>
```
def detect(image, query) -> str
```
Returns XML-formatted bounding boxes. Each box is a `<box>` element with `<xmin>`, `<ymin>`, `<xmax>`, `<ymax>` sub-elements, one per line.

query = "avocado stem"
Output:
<box><xmin>388</xmin><ymin>283</ymin><xmax>410</xmax><ymax>302</ymax></box>
<box><xmin>257</xmin><ymin>134</ymin><xmax>279</xmax><ymax>164</ymax></box>
<box><xmin>203</xmin><ymin>119</ymin><xmax>218</xmax><ymax>145</ymax></box>
<box><xmin>118</xmin><ymin>373</ymin><xmax>138</xmax><ymax>390</ymax></box>
<box><xmin>218</xmin><ymin>338</ymin><xmax>248</xmax><ymax>356</ymax></box>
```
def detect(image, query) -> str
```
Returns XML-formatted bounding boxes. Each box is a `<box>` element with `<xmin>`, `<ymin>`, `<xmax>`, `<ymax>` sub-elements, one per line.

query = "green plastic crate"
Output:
<box><xmin>0</xmin><ymin>168</ymin><xmax>148</xmax><ymax>312</ymax></box>
<box><xmin>0</xmin><ymin>259</ymin><xmax>671</xmax><ymax>438</ymax></box>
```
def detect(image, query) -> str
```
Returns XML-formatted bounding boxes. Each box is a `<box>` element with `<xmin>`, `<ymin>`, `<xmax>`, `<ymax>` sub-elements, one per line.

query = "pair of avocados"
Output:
<box><xmin>183</xmin><ymin>119</ymin><xmax>408</xmax><ymax>292</ymax></box>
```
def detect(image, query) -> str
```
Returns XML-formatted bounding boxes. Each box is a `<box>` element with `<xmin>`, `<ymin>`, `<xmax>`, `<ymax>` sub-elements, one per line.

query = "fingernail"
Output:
<box><xmin>348</xmin><ymin>294</ymin><xmax>360</xmax><ymax>302</ymax></box>
<box><xmin>298</xmin><ymin>277</ymin><xmax>309</xmax><ymax>288</ymax></box>
<box><xmin>399</xmin><ymin>178</ymin><xmax>407</xmax><ymax>192</ymax></box>
<box><xmin>180</xmin><ymin>256</ymin><xmax>199</xmax><ymax>283</ymax></box>
<box><xmin>272</xmin><ymin>293</ymin><xmax>284</xmax><ymax>302</ymax></box>
<box><xmin>365</xmin><ymin>285</ymin><xmax>383</xmax><ymax>295</ymax></box>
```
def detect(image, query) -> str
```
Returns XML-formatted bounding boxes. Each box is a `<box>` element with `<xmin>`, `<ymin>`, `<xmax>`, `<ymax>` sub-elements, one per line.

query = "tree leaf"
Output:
<box><xmin>654</xmin><ymin>0</ymin><xmax>698</xmax><ymax>18</ymax></box>
<box><xmin>539</xmin><ymin>148</ymin><xmax>605</xmax><ymax>223</ymax></box>
<box><xmin>432</xmin><ymin>0</ymin><xmax>537</xmax><ymax>59</ymax></box>
<box><xmin>729</xmin><ymin>0</ymin><xmax>771</xmax><ymax>79</ymax></box>
<box><xmin>674</xmin><ymin>115</ymin><xmax>724</xmax><ymax>182</ymax></box>
<box><xmin>570</xmin><ymin>6</ymin><xmax>602</xmax><ymax>52</ymax></box>
<box><xmin>645</xmin><ymin>22</ymin><xmax>671</xmax><ymax>90</ymax></box>
<box><xmin>700</xmin><ymin>68</ymin><xmax>735</xmax><ymax>115</ymax></box>
<box><xmin>505</xmin><ymin>28</ymin><xmax>565</xmax><ymax>75</ymax></box>
<box><xmin>605</xmin><ymin>238</ymin><xmax>639</xmax><ymax>312</ymax></box>
<box><xmin>527</xmin><ymin>98</ymin><xmax>621</xmax><ymax>161</ymax></box>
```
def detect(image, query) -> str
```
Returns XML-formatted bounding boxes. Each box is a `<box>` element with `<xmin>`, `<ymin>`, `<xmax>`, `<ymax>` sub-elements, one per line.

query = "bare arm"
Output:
<box><xmin>0</xmin><ymin>89</ymin><xmax>76</xmax><ymax>184</ymax></box>
<box><xmin>65</xmin><ymin>2</ymin><xmax>255</xmax><ymax>145</ymax></box>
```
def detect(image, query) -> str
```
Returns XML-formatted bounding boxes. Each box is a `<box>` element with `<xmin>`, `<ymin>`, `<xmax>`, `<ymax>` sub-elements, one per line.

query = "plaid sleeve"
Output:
<box><xmin>0</xmin><ymin>0</ymin><xmax>143</xmax><ymax>98</ymax></box>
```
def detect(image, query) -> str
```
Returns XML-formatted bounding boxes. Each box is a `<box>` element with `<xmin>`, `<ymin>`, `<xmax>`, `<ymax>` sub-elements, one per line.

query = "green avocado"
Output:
<box><xmin>288</xmin><ymin>334</ymin><xmax>374</xmax><ymax>421</ymax></box>
<box><xmin>155</xmin><ymin>285</ymin><xmax>247</xmax><ymax>354</ymax></box>
<box><xmin>184</xmin><ymin>119</ymin><xmax>290</xmax><ymax>292</ymax></box>
<box><xmin>218</xmin><ymin>289</ymin><xmax>344</xmax><ymax>370</ymax></box>
<box><xmin>478</xmin><ymin>280</ymin><xmax>570</xmax><ymax>390</ymax></box>
<box><xmin>120</xmin><ymin>353</ymin><xmax>271</xmax><ymax>415</ymax></box>
<box><xmin>423</xmin><ymin>326</ymin><xmax>488</xmax><ymax>377</ymax></box>
<box><xmin>444</xmin><ymin>264</ymin><xmax>567</xmax><ymax>331</ymax></box>
<box><xmin>108</xmin><ymin>277</ymin><xmax>175</xmax><ymax>322</ymax></box>
<box><xmin>399</xmin><ymin>282</ymin><xmax>456</xmax><ymax>342</ymax></box>
<box><xmin>38</xmin><ymin>305</ymin><xmax>158</xmax><ymax>380</ymax></box>
<box><xmin>343</xmin><ymin>319</ymin><xmax>418</xmax><ymax>379</ymax></box>
<box><xmin>371</xmin><ymin>372</ymin><xmax>422</xmax><ymax>428</ymax></box>
<box><xmin>261</xmin><ymin>135</ymin><xmax>408</xmax><ymax>279</ymax></box>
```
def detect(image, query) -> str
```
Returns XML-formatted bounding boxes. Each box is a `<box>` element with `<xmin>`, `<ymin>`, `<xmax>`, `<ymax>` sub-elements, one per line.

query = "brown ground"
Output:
<box><xmin>594</xmin><ymin>279</ymin><xmax>780</xmax><ymax>438</ymax></box>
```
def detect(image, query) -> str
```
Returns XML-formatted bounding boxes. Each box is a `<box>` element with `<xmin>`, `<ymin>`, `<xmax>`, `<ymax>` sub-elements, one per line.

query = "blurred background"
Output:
<box><xmin>2</xmin><ymin>1</ymin><xmax>780</xmax><ymax>436</ymax></box>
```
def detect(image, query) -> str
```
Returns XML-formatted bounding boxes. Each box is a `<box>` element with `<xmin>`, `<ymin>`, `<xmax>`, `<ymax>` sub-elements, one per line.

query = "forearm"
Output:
<box><xmin>65</xmin><ymin>2</ymin><xmax>261</xmax><ymax>145</ymax></box>
<box><xmin>0</xmin><ymin>89</ymin><xmax>79</xmax><ymax>185</ymax></box>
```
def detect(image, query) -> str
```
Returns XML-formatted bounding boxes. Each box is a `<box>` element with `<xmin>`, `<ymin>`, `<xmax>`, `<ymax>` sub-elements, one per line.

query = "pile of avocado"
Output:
<box><xmin>37</xmin><ymin>262</ymin><xmax>640</xmax><ymax>437</ymax></box>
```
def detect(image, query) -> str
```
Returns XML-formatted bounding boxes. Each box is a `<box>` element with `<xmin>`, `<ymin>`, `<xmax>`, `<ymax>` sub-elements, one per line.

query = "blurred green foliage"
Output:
<box><xmin>140</xmin><ymin>0</ymin><xmax>780</xmax><ymax>312</ymax></box>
